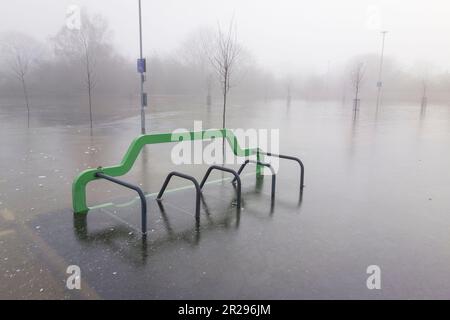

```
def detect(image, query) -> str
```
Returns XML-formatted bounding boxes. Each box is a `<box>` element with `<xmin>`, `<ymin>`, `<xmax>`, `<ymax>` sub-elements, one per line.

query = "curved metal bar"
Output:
<box><xmin>199</xmin><ymin>165</ymin><xmax>241</xmax><ymax>209</ymax></box>
<box><xmin>262</xmin><ymin>152</ymin><xmax>305</xmax><ymax>189</ymax></box>
<box><xmin>156</xmin><ymin>171</ymin><xmax>202</xmax><ymax>219</ymax></box>
<box><xmin>95</xmin><ymin>172</ymin><xmax>147</xmax><ymax>234</ymax></box>
<box><xmin>234</xmin><ymin>160</ymin><xmax>276</xmax><ymax>199</ymax></box>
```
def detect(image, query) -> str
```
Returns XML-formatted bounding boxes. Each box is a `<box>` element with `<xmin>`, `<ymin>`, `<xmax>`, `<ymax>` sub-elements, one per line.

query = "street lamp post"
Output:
<box><xmin>138</xmin><ymin>0</ymin><xmax>146</xmax><ymax>134</ymax></box>
<box><xmin>376</xmin><ymin>30</ymin><xmax>388</xmax><ymax>109</ymax></box>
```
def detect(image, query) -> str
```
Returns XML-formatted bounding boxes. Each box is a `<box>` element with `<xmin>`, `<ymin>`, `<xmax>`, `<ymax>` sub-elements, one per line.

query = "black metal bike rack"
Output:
<box><xmin>93</xmin><ymin>153</ymin><xmax>303</xmax><ymax>236</ymax></box>
<box><xmin>95</xmin><ymin>172</ymin><xmax>147</xmax><ymax>234</ymax></box>
<box><xmin>234</xmin><ymin>160</ymin><xmax>276</xmax><ymax>199</ymax></box>
<box><xmin>156</xmin><ymin>200</ymin><xmax>201</xmax><ymax>245</ymax></box>
<box><xmin>262</xmin><ymin>152</ymin><xmax>305</xmax><ymax>189</ymax></box>
<box><xmin>199</xmin><ymin>165</ymin><xmax>242</xmax><ymax>209</ymax></box>
<box><xmin>157</xmin><ymin>171</ymin><xmax>202</xmax><ymax>219</ymax></box>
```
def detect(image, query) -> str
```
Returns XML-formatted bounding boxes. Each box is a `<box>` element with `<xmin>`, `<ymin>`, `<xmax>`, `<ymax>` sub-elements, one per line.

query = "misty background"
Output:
<box><xmin>1</xmin><ymin>0</ymin><xmax>450</xmax><ymax>126</ymax></box>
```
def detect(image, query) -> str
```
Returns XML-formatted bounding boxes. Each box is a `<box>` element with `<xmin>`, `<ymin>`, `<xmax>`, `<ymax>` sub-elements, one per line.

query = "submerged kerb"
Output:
<box><xmin>72</xmin><ymin>129</ymin><xmax>264</xmax><ymax>214</ymax></box>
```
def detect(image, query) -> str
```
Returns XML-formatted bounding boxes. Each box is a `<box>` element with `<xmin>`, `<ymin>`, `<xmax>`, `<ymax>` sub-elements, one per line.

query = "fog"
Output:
<box><xmin>2</xmin><ymin>0</ymin><xmax>450</xmax><ymax>71</ymax></box>
<box><xmin>1</xmin><ymin>0</ymin><xmax>450</xmax><ymax>114</ymax></box>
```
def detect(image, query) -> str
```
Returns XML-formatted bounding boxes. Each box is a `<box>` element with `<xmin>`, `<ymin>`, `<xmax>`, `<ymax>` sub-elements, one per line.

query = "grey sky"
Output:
<box><xmin>1</xmin><ymin>0</ymin><xmax>449</xmax><ymax>74</ymax></box>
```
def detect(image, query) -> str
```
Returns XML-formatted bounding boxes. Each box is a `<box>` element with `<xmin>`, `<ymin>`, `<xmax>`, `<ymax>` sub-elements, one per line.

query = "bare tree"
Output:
<box><xmin>341</xmin><ymin>80</ymin><xmax>347</xmax><ymax>106</ymax></box>
<box><xmin>421</xmin><ymin>79</ymin><xmax>427</xmax><ymax>112</ymax></box>
<box><xmin>351</xmin><ymin>62</ymin><xmax>365</xmax><ymax>112</ymax></box>
<box><xmin>285</xmin><ymin>76</ymin><xmax>292</xmax><ymax>108</ymax></box>
<box><xmin>0</xmin><ymin>32</ymin><xmax>41</xmax><ymax>127</ymax></box>
<box><xmin>206</xmin><ymin>72</ymin><xmax>213</xmax><ymax>107</ymax></box>
<box><xmin>53</xmin><ymin>10</ymin><xmax>111</xmax><ymax>133</ymax></box>
<box><xmin>207</xmin><ymin>21</ymin><xmax>241</xmax><ymax>160</ymax></box>
<box><xmin>415</xmin><ymin>61</ymin><xmax>432</xmax><ymax>114</ymax></box>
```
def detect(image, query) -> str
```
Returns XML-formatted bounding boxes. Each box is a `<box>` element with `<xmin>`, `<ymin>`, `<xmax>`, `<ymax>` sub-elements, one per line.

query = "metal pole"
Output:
<box><xmin>138</xmin><ymin>0</ymin><xmax>146</xmax><ymax>134</ymax></box>
<box><xmin>376</xmin><ymin>31</ymin><xmax>388</xmax><ymax>109</ymax></box>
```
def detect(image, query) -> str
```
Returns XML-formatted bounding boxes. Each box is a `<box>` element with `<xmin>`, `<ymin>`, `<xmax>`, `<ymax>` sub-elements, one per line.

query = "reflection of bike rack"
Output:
<box><xmin>73</xmin><ymin>199</ymin><xmax>241</xmax><ymax>266</ymax></box>
<box><xmin>95</xmin><ymin>172</ymin><xmax>147</xmax><ymax>234</ymax></box>
<box><xmin>157</xmin><ymin>171</ymin><xmax>202</xmax><ymax>219</ymax></box>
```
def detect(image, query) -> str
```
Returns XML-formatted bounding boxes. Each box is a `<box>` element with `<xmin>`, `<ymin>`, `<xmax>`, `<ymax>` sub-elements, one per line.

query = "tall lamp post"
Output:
<box><xmin>376</xmin><ymin>30</ymin><xmax>388</xmax><ymax>109</ymax></box>
<box><xmin>138</xmin><ymin>0</ymin><xmax>147</xmax><ymax>134</ymax></box>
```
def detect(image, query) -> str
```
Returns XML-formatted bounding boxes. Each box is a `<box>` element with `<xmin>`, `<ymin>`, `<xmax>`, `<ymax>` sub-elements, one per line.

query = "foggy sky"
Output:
<box><xmin>1</xmin><ymin>0</ymin><xmax>450</xmax><ymax>74</ymax></box>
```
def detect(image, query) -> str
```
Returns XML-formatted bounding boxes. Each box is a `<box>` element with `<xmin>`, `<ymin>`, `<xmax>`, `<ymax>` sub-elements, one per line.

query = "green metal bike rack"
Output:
<box><xmin>72</xmin><ymin>129</ymin><xmax>265</xmax><ymax>214</ymax></box>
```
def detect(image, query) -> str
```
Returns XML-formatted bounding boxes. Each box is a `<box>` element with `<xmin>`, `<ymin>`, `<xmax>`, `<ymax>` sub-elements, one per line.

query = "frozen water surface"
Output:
<box><xmin>1</xmin><ymin>97</ymin><xmax>450</xmax><ymax>299</ymax></box>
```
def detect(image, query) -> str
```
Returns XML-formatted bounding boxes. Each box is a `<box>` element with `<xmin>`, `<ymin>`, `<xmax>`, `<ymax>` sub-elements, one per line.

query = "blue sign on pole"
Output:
<box><xmin>137</xmin><ymin>58</ymin><xmax>146</xmax><ymax>73</ymax></box>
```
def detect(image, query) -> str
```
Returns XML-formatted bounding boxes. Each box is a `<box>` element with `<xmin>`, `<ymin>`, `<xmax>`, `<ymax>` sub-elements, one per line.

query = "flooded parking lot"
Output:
<box><xmin>1</xmin><ymin>97</ymin><xmax>450</xmax><ymax>299</ymax></box>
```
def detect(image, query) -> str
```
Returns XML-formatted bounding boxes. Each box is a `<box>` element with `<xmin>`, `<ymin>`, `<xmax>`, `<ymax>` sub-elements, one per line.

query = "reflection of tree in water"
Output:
<box><xmin>348</xmin><ymin>107</ymin><xmax>359</xmax><ymax>160</ymax></box>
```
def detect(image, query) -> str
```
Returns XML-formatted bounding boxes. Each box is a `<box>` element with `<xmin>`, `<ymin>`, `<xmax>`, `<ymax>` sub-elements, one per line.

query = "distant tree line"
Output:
<box><xmin>1</xmin><ymin>9</ymin><xmax>450</xmax><ymax>126</ymax></box>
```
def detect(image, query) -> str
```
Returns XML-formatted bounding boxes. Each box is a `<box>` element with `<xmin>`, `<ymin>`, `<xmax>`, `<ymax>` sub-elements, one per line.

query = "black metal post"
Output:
<box><xmin>157</xmin><ymin>171</ymin><xmax>202</xmax><ymax>219</ymax></box>
<box><xmin>95</xmin><ymin>172</ymin><xmax>147</xmax><ymax>234</ymax></box>
<box><xmin>199</xmin><ymin>165</ymin><xmax>241</xmax><ymax>209</ymax></box>
<box><xmin>235</xmin><ymin>160</ymin><xmax>276</xmax><ymax>199</ymax></box>
<box><xmin>263</xmin><ymin>152</ymin><xmax>304</xmax><ymax>189</ymax></box>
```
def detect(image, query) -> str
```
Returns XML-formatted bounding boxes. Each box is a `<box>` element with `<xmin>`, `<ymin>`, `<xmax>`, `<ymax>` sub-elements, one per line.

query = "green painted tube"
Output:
<box><xmin>72</xmin><ymin>129</ymin><xmax>263</xmax><ymax>214</ymax></box>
